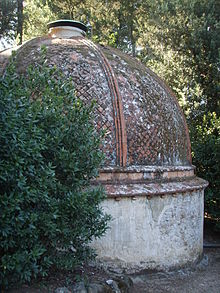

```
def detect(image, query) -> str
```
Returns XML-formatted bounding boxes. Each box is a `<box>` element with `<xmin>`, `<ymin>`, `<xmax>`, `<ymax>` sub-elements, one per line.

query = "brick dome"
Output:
<box><xmin>4</xmin><ymin>34</ymin><xmax>191</xmax><ymax>168</ymax></box>
<box><xmin>0</xmin><ymin>21</ymin><xmax>208</xmax><ymax>271</ymax></box>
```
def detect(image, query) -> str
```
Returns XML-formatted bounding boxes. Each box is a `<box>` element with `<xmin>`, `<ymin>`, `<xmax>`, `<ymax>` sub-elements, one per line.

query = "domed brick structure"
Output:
<box><xmin>0</xmin><ymin>20</ymin><xmax>208</xmax><ymax>271</ymax></box>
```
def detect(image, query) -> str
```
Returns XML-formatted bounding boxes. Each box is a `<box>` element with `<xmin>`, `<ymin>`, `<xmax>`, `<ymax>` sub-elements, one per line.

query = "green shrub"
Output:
<box><xmin>191</xmin><ymin>112</ymin><xmax>220</xmax><ymax>231</ymax></box>
<box><xmin>0</xmin><ymin>51</ymin><xmax>110</xmax><ymax>289</ymax></box>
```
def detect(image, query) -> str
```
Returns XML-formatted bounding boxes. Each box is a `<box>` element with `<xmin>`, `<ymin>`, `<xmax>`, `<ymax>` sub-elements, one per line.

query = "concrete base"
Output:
<box><xmin>92</xmin><ymin>189</ymin><xmax>205</xmax><ymax>272</ymax></box>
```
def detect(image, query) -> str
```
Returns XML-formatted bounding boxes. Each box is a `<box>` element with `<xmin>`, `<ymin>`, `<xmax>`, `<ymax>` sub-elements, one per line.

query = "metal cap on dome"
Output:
<box><xmin>47</xmin><ymin>20</ymin><xmax>87</xmax><ymax>38</ymax></box>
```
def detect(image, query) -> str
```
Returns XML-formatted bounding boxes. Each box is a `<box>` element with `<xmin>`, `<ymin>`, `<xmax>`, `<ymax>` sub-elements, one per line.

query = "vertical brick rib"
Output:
<box><xmin>81</xmin><ymin>39</ymin><xmax>127</xmax><ymax>167</ymax></box>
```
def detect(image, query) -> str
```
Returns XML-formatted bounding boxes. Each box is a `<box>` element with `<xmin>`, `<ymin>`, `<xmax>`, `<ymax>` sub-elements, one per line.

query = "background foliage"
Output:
<box><xmin>0</xmin><ymin>51</ymin><xmax>110</xmax><ymax>289</ymax></box>
<box><xmin>0</xmin><ymin>0</ymin><xmax>219</xmax><ymax>281</ymax></box>
<box><xmin>0</xmin><ymin>0</ymin><xmax>17</xmax><ymax>46</ymax></box>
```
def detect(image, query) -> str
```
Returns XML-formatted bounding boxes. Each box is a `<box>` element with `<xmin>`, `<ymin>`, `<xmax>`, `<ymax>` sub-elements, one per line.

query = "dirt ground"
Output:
<box><xmin>130</xmin><ymin>248</ymin><xmax>220</xmax><ymax>293</ymax></box>
<box><xmin>8</xmin><ymin>227</ymin><xmax>220</xmax><ymax>293</ymax></box>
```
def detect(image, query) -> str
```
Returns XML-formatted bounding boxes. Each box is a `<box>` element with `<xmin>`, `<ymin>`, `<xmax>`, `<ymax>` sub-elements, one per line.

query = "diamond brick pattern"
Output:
<box><xmin>13</xmin><ymin>37</ymin><xmax>191</xmax><ymax>168</ymax></box>
<box><xmin>102</xmin><ymin>46</ymin><xmax>191</xmax><ymax>166</ymax></box>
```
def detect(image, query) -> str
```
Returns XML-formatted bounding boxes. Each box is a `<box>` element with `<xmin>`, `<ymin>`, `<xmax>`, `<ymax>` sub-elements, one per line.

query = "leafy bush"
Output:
<box><xmin>191</xmin><ymin>112</ymin><xmax>220</xmax><ymax>231</ymax></box>
<box><xmin>0</xmin><ymin>51</ymin><xmax>110</xmax><ymax>289</ymax></box>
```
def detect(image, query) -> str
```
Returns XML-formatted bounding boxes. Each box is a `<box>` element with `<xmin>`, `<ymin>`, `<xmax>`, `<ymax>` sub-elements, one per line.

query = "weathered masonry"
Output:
<box><xmin>0</xmin><ymin>20</ymin><xmax>208</xmax><ymax>271</ymax></box>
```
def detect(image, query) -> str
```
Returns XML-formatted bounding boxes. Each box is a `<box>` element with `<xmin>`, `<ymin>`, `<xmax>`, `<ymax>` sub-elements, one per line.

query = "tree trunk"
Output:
<box><xmin>130</xmin><ymin>19</ymin><xmax>136</xmax><ymax>57</ymax></box>
<box><xmin>17</xmin><ymin>0</ymin><xmax>23</xmax><ymax>45</ymax></box>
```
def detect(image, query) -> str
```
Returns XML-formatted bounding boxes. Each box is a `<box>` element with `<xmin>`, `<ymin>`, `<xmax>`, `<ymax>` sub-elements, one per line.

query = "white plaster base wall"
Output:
<box><xmin>91</xmin><ymin>190</ymin><xmax>204</xmax><ymax>271</ymax></box>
